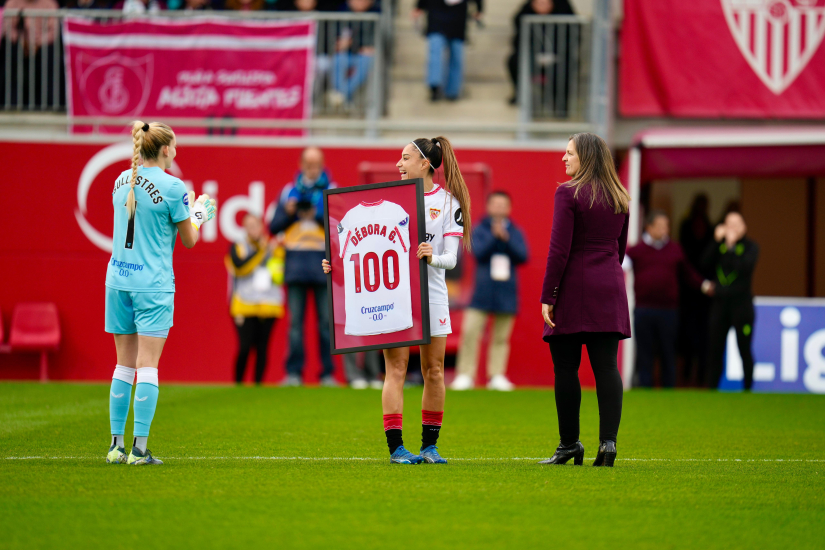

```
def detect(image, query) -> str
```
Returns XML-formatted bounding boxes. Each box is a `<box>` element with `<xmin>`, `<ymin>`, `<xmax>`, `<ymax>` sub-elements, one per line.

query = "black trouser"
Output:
<box><xmin>634</xmin><ymin>308</ymin><xmax>678</xmax><ymax>388</ymax></box>
<box><xmin>679</xmin><ymin>291</ymin><xmax>710</xmax><ymax>386</ymax></box>
<box><xmin>235</xmin><ymin>317</ymin><xmax>276</xmax><ymax>384</ymax></box>
<box><xmin>549</xmin><ymin>333</ymin><xmax>623</xmax><ymax>445</ymax></box>
<box><xmin>707</xmin><ymin>297</ymin><xmax>755</xmax><ymax>390</ymax></box>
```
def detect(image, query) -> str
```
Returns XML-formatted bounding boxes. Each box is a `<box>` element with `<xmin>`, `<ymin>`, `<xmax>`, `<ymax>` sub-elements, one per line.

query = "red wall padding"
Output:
<box><xmin>0</xmin><ymin>140</ymin><xmax>600</xmax><ymax>387</ymax></box>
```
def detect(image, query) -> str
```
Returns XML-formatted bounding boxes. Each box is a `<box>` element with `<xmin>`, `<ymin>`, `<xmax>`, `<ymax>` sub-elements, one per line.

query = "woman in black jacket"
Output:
<box><xmin>506</xmin><ymin>0</ymin><xmax>575</xmax><ymax>111</ymax></box>
<box><xmin>414</xmin><ymin>0</ymin><xmax>483</xmax><ymax>102</ymax></box>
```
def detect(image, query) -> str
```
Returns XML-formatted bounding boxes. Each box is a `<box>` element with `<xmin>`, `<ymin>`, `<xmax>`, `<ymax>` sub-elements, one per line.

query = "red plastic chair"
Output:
<box><xmin>9</xmin><ymin>303</ymin><xmax>61</xmax><ymax>382</ymax></box>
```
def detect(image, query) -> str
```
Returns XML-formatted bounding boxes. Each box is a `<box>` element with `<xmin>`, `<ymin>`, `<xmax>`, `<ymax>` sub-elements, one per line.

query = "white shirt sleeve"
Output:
<box><xmin>429</xmin><ymin>236</ymin><xmax>459</xmax><ymax>270</ymax></box>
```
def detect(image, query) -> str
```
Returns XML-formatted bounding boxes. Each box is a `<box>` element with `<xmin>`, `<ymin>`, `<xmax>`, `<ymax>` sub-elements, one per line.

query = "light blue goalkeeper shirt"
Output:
<box><xmin>105</xmin><ymin>166</ymin><xmax>191</xmax><ymax>292</ymax></box>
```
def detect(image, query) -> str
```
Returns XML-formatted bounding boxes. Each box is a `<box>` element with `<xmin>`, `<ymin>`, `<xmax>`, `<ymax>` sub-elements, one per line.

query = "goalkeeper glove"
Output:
<box><xmin>189</xmin><ymin>191</ymin><xmax>217</xmax><ymax>231</ymax></box>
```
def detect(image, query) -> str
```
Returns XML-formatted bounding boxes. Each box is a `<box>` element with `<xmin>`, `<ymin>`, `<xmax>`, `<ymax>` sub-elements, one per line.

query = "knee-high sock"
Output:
<box><xmin>383</xmin><ymin>414</ymin><xmax>403</xmax><ymax>455</ymax></box>
<box><xmin>422</xmin><ymin>410</ymin><xmax>443</xmax><ymax>449</ymax></box>
<box><xmin>133</xmin><ymin>368</ymin><xmax>159</xmax><ymax>448</ymax></box>
<box><xmin>109</xmin><ymin>365</ymin><xmax>135</xmax><ymax>447</ymax></box>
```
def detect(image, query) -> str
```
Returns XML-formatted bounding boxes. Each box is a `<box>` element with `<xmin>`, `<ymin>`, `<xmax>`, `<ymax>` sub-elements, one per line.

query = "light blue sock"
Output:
<box><xmin>109</xmin><ymin>365</ymin><xmax>135</xmax><ymax>442</ymax></box>
<box><xmin>133</xmin><ymin>368</ymin><xmax>159</xmax><ymax>439</ymax></box>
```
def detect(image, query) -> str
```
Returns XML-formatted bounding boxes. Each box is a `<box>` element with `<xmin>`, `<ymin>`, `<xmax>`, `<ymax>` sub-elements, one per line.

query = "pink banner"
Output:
<box><xmin>620</xmin><ymin>0</ymin><xmax>825</xmax><ymax>118</ymax></box>
<box><xmin>63</xmin><ymin>17</ymin><xmax>315</xmax><ymax>134</ymax></box>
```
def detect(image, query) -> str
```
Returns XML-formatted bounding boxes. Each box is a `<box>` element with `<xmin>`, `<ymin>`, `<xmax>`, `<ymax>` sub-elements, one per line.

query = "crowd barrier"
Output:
<box><xmin>0</xmin><ymin>9</ymin><xmax>389</xmax><ymax>133</ymax></box>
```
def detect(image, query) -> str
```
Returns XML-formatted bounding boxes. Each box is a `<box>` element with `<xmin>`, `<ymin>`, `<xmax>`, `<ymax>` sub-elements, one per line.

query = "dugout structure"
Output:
<box><xmin>621</xmin><ymin>126</ymin><xmax>825</xmax><ymax>388</ymax></box>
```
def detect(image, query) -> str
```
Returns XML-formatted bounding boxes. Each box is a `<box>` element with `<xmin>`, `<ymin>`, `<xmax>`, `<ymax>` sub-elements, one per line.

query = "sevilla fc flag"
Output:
<box><xmin>620</xmin><ymin>0</ymin><xmax>825</xmax><ymax>118</ymax></box>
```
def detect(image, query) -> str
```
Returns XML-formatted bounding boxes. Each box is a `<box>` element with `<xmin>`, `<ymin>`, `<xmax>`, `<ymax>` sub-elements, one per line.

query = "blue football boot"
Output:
<box><xmin>420</xmin><ymin>445</ymin><xmax>448</xmax><ymax>464</ymax></box>
<box><xmin>390</xmin><ymin>446</ymin><xmax>423</xmax><ymax>464</ymax></box>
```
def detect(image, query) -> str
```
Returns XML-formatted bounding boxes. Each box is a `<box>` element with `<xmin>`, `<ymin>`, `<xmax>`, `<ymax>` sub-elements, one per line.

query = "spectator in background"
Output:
<box><xmin>226</xmin><ymin>214</ymin><xmax>286</xmax><ymax>385</ymax></box>
<box><xmin>1</xmin><ymin>0</ymin><xmax>61</xmax><ymax>108</ymax></box>
<box><xmin>624</xmin><ymin>211</ymin><xmax>712</xmax><ymax>388</ymax></box>
<box><xmin>328</xmin><ymin>0</ymin><xmax>377</xmax><ymax>107</ymax></box>
<box><xmin>116</xmin><ymin>0</ymin><xmax>166</xmax><ymax>13</ymax></box>
<box><xmin>275</xmin><ymin>0</ymin><xmax>343</xmax><ymax>9</ymax></box>
<box><xmin>506</xmin><ymin>0</ymin><xmax>575</xmax><ymax>108</ymax></box>
<box><xmin>703</xmin><ymin>212</ymin><xmax>759</xmax><ymax>391</ymax></box>
<box><xmin>414</xmin><ymin>0</ymin><xmax>483</xmax><ymax>102</ymax></box>
<box><xmin>344</xmin><ymin>351</ymin><xmax>383</xmax><ymax>389</ymax></box>
<box><xmin>64</xmin><ymin>0</ymin><xmax>113</xmax><ymax>8</ymax></box>
<box><xmin>226</xmin><ymin>0</ymin><xmax>264</xmax><ymax>10</ymax></box>
<box><xmin>678</xmin><ymin>194</ymin><xmax>713</xmax><ymax>386</ymax></box>
<box><xmin>453</xmin><ymin>191</ymin><xmax>528</xmax><ymax>392</ymax></box>
<box><xmin>166</xmin><ymin>0</ymin><xmax>220</xmax><ymax>10</ymax></box>
<box><xmin>269</xmin><ymin>147</ymin><xmax>338</xmax><ymax>387</ymax></box>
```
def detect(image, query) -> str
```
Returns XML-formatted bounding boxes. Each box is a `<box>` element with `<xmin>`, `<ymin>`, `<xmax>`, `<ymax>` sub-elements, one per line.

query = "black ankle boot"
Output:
<box><xmin>593</xmin><ymin>440</ymin><xmax>617</xmax><ymax>467</ymax></box>
<box><xmin>538</xmin><ymin>441</ymin><xmax>584</xmax><ymax>465</ymax></box>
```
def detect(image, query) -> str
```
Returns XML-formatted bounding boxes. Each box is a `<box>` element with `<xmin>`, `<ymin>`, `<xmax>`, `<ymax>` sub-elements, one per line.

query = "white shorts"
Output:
<box><xmin>429</xmin><ymin>303</ymin><xmax>452</xmax><ymax>337</ymax></box>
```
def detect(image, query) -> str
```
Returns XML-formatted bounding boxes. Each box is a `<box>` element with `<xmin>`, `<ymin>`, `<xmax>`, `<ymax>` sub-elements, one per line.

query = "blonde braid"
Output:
<box><xmin>127</xmin><ymin>121</ymin><xmax>146</xmax><ymax>220</ymax></box>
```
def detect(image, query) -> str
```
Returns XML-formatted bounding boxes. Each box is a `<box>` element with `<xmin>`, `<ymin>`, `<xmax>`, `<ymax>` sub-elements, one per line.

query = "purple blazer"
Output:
<box><xmin>540</xmin><ymin>183</ymin><xmax>631</xmax><ymax>341</ymax></box>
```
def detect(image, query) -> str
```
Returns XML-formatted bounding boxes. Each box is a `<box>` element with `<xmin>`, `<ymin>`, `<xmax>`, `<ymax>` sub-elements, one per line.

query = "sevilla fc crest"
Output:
<box><xmin>429</xmin><ymin>208</ymin><xmax>441</xmax><ymax>220</ymax></box>
<box><xmin>721</xmin><ymin>0</ymin><xmax>825</xmax><ymax>95</ymax></box>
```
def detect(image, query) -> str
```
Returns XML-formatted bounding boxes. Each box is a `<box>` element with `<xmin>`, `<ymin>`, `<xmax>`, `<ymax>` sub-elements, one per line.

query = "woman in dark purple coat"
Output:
<box><xmin>538</xmin><ymin>133</ymin><xmax>630</xmax><ymax>468</ymax></box>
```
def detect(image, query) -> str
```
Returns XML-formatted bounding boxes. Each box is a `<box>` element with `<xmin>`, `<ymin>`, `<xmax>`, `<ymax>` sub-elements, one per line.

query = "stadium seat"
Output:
<box><xmin>9</xmin><ymin>303</ymin><xmax>61</xmax><ymax>382</ymax></box>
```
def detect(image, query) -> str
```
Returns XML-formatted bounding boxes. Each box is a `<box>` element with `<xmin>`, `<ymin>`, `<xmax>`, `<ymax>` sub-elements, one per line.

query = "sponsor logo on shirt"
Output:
<box><xmin>454</xmin><ymin>208</ymin><xmax>464</xmax><ymax>227</ymax></box>
<box><xmin>337</xmin><ymin>222</ymin><xmax>344</xmax><ymax>234</ymax></box>
<box><xmin>399</xmin><ymin>216</ymin><xmax>409</xmax><ymax>226</ymax></box>
<box><xmin>439</xmin><ymin>318</ymin><xmax>448</xmax><ymax>326</ymax></box>
<box><xmin>362</xmin><ymin>303</ymin><xmax>395</xmax><ymax>322</ymax></box>
<box><xmin>429</xmin><ymin>208</ymin><xmax>441</xmax><ymax>220</ymax></box>
<box><xmin>183</xmin><ymin>193</ymin><xmax>189</xmax><ymax>206</ymax></box>
<box><xmin>425</xmin><ymin>232</ymin><xmax>435</xmax><ymax>242</ymax></box>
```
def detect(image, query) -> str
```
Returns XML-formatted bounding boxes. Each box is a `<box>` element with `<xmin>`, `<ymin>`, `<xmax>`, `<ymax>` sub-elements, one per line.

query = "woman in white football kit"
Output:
<box><xmin>323</xmin><ymin>136</ymin><xmax>471</xmax><ymax>464</ymax></box>
<box><xmin>104</xmin><ymin>121</ymin><xmax>216</xmax><ymax>466</ymax></box>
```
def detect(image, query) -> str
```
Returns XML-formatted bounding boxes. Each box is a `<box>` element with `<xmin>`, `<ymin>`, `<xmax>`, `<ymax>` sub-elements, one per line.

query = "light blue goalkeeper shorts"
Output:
<box><xmin>105</xmin><ymin>287</ymin><xmax>174</xmax><ymax>337</ymax></box>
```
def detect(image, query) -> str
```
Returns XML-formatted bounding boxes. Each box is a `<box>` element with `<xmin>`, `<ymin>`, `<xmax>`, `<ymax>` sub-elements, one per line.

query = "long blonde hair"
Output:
<box><xmin>412</xmin><ymin>136</ymin><xmax>472</xmax><ymax>250</ymax></box>
<box><xmin>564</xmin><ymin>132</ymin><xmax>630</xmax><ymax>214</ymax></box>
<box><xmin>126</xmin><ymin>120</ymin><xmax>175</xmax><ymax>220</ymax></box>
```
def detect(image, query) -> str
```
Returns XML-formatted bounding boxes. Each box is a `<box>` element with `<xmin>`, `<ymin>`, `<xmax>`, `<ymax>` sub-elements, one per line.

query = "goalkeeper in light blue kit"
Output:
<box><xmin>105</xmin><ymin>120</ymin><xmax>216</xmax><ymax>465</ymax></box>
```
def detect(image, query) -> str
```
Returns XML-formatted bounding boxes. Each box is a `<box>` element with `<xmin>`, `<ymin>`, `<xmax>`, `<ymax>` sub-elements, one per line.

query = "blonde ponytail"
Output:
<box><xmin>433</xmin><ymin>136</ymin><xmax>472</xmax><ymax>250</ymax></box>
<box><xmin>126</xmin><ymin>120</ymin><xmax>175</xmax><ymax>220</ymax></box>
<box><xmin>127</xmin><ymin>121</ymin><xmax>145</xmax><ymax>220</ymax></box>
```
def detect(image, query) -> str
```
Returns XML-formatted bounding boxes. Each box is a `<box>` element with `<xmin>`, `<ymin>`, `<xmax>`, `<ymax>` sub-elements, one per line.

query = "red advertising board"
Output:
<box><xmin>0</xmin><ymin>139</ymin><xmax>602</xmax><ymax>387</ymax></box>
<box><xmin>63</xmin><ymin>17</ymin><xmax>315</xmax><ymax>134</ymax></box>
<box><xmin>620</xmin><ymin>0</ymin><xmax>825</xmax><ymax>118</ymax></box>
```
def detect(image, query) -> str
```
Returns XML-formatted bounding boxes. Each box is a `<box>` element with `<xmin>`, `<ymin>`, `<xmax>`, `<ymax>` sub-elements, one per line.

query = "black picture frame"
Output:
<box><xmin>323</xmin><ymin>178</ymin><xmax>430</xmax><ymax>355</ymax></box>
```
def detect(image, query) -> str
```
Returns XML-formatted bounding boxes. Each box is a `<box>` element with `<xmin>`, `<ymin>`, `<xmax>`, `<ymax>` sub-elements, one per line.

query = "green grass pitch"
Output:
<box><xmin>1</xmin><ymin>382</ymin><xmax>823</xmax><ymax>549</ymax></box>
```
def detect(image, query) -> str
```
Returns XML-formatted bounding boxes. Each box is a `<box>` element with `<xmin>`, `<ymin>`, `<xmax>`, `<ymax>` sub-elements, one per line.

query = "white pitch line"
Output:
<box><xmin>3</xmin><ymin>456</ymin><xmax>825</xmax><ymax>462</ymax></box>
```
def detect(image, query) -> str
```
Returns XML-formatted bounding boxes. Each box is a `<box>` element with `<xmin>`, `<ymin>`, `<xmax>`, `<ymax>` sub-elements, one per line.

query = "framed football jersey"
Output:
<box><xmin>323</xmin><ymin>178</ymin><xmax>430</xmax><ymax>354</ymax></box>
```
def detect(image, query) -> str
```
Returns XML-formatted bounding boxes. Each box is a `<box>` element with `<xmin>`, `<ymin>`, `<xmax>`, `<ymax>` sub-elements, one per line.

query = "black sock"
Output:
<box><xmin>385</xmin><ymin>429</ymin><xmax>403</xmax><ymax>455</ymax></box>
<box><xmin>422</xmin><ymin>424</ymin><xmax>441</xmax><ymax>449</ymax></box>
<box><xmin>421</xmin><ymin>410</ymin><xmax>443</xmax><ymax>450</ymax></box>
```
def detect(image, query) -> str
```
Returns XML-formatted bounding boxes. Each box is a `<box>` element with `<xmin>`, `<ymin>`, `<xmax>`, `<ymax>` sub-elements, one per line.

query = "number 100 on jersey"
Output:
<box><xmin>324</xmin><ymin>179</ymin><xmax>430</xmax><ymax>354</ymax></box>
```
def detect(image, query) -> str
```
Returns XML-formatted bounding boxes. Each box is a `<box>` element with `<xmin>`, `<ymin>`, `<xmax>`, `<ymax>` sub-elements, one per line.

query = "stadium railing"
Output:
<box><xmin>0</xmin><ymin>8</ymin><xmax>390</xmax><ymax>137</ymax></box>
<box><xmin>517</xmin><ymin>6</ymin><xmax>613</xmax><ymax>141</ymax></box>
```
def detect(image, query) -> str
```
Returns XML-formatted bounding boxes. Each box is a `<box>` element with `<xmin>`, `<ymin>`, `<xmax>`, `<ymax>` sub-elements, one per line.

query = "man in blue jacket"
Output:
<box><xmin>453</xmin><ymin>191</ymin><xmax>528</xmax><ymax>391</ymax></box>
<box><xmin>269</xmin><ymin>147</ymin><xmax>337</xmax><ymax>386</ymax></box>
